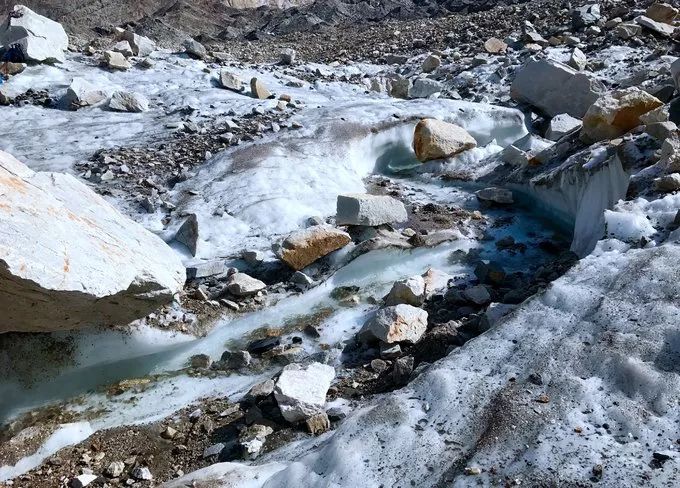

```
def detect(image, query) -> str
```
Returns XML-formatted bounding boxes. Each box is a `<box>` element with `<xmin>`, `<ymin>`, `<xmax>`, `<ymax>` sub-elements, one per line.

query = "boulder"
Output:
<box><xmin>226</xmin><ymin>273</ymin><xmax>266</xmax><ymax>297</ymax></box>
<box><xmin>280</xmin><ymin>48</ymin><xmax>296</xmax><ymax>65</ymax></box>
<box><xmin>362</xmin><ymin>304</ymin><xmax>428</xmax><ymax>344</ymax></box>
<box><xmin>546</xmin><ymin>113</ymin><xmax>582</xmax><ymax>140</ymax></box>
<box><xmin>274</xmin><ymin>362</ymin><xmax>335</xmax><ymax>423</ymax></box>
<box><xmin>408</xmin><ymin>78</ymin><xmax>444</xmax><ymax>99</ymax></box>
<box><xmin>500</xmin><ymin>133</ymin><xmax>554</xmax><ymax>166</ymax></box>
<box><xmin>511</xmin><ymin>58</ymin><xmax>604</xmax><ymax>118</ymax></box>
<box><xmin>613</xmin><ymin>23</ymin><xmax>641</xmax><ymax>39</ymax></box>
<box><xmin>183</xmin><ymin>38</ymin><xmax>207</xmax><ymax>59</ymax></box>
<box><xmin>251</xmin><ymin>77</ymin><xmax>271</xmax><ymax>99</ymax></box>
<box><xmin>276</xmin><ymin>226</ymin><xmax>350</xmax><ymax>270</ymax></box>
<box><xmin>484</xmin><ymin>37</ymin><xmax>507</xmax><ymax>54</ymax></box>
<box><xmin>635</xmin><ymin>15</ymin><xmax>675</xmax><ymax>37</ymax></box>
<box><xmin>384</xmin><ymin>276</ymin><xmax>426</xmax><ymax>306</ymax></box>
<box><xmin>645</xmin><ymin>3</ymin><xmax>678</xmax><ymax>23</ymax></box>
<box><xmin>421</xmin><ymin>54</ymin><xmax>440</xmax><ymax>73</ymax></box>
<box><xmin>113</xmin><ymin>40</ymin><xmax>133</xmax><ymax>58</ymax></box>
<box><xmin>581</xmin><ymin>87</ymin><xmax>663</xmax><ymax>143</ymax></box>
<box><xmin>336</xmin><ymin>193</ymin><xmax>407</xmax><ymax>226</ymax></box>
<box><xmin>654</xmin><ymin>173</ymin><xmax>680</xmax><ymax>192</ymax></box>
<box><xmin>567</xmin><ymin>47</ymin><xmax>587</xmax><ymax>71</ymax></box>
<box><xmin>120</xmin><ymin>30</ymin><xmax>156</xmax><ymax>56</ymax></box>
<box><xmin>103</xmin><ymin>50</ymin><xmax>131</xmax><ymax>70</ymax></box>
<box><xmin>175</xmin><ymin>214</ymin><xmax>199</xmax><ymax>256</ymax></box>
<box><xmin>219</xmin><ymin>70</ymin><xmax>243</xmax><ymax>92</ymax></box>
<box><xmin>672</xmin><ymin>58</ymin><xmax>680</xmax><ymax>92</ymax></box>
<box><xmin>0</xmin><ymin>5</ymin><xmax>68</xmax><ymax>63</ymax></box>
<box><xmin>63</xmin><ymin>78</ymin><xmax>106</xmax><ymax>110</ymax></box>
<box><xmin>476</xmin><ymin>187</ymin><xmax>514</xmax><ymax>205</ymax></box>
<box><xmin>463</xmin><ymin>285</ymin><xmax>491</xmax><ymax>305</ymax></box>
<box><xmin>413</xmin><ymin>118</ymin><xmax>477</xmax><ymax>162</ymax></box>
<box><xmin>0</xmin><ymin>151</ymin><xmax>185</xmax><ymax>333</ymax></box>
<box><xmin>572</xmin><ymin>4</ymin><xmax>601</xmax><ymax>29</ymax></box>
<box><xmin>109</xmin><ymin>91</ymin><xmax>149</xmax><ymax>113</ymax></box>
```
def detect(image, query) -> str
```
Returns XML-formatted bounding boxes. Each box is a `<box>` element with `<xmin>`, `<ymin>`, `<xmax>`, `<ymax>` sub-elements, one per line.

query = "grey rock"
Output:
<box><xmin>409</xmin><ymin>78</ymin><xmax>444</xmax><ymax>99</ymax></box>
<box><xmin>183</xmin><ymin>38</ymin><xmax>207</xmax><ymax>59</ymax></box>
<box><xmin>546</xmin><ymin>113</ymin><xmax>583</xmax><ymax>141</ymax></box>
<box><xmin>226</xmin><ymin>273</ymin><xmax>266</xmax><ymax>296</ymax></box>
<box><xmin>109</xmin><ymin>91</ymin><xmax>149</xmax><ymax>112</ymax></box>
<box><xmin>336</xmin><ymin>193</ymin><xmax>407</xmax><ymax>226</ymax></box>
<box><xmin>175</xmin><ymin>214</ymin><xmax>199</xmax><ymax>256</ymax></box>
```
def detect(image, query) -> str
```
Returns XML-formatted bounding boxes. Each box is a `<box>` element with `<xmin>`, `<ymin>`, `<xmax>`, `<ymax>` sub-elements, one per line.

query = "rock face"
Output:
<box><xmin>0</xmin><ymin>151</ymin><xmax>185</xmax><ymax>333</ymax></box>
<box><xmin>413</xmin><ymin>118</ymin><xmax>477</xmax><ymax>162</ymax></box>
<box><xmin>363</xmin><ymin>304</ymin><xmax>428</xmax><ymax>343</ymax></box>
<box><xmin>109</xmin><ymin>91</ymin><xmax>149</xmax><ymax>112</ymax></box>
<box><xmin>63</xmin><ymin>78</ymin><xmax>106</xmax><ymax>109</ymax></box>
<box><xmin>274</xmin><ymin>362</ymin><xmax>335</xmax><ymax>423</ymax></box>
<box><xmin>581</xmin><ymin>87</ymin><xmax>663</xmax><ymax>143</ymax></box>
<box><xmin>0</xmin><ymin>5</ymin><xmax>68</xmax><ymax>63</ymax></box>
<box><xmin>511</xmin><ymin>58</ymin><xmax>604</xmax><ymax>118</ymax></box>
<box><xmin>336</xmin><ymin>193</ymin><xmax>407</xmax><ymax>226</ymax></box>
<box><xmin>276</xmin><ymin>226</ymin><xmax>351</xmax><ymax>270</ymax></box>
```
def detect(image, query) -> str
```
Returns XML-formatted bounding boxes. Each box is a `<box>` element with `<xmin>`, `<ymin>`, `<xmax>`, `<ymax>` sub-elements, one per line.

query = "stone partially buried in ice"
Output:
<box><xmin>274</xmin><ymin>362</ymin><xmax>335</xmax><ymax>423</ymax></box>
<box><xmin>413</xmin><ymin>118</ymin><xmax>477</xmax><ymax>162</ymax></box>
<box><xmin>276</xmin><ymin>225</ymin><xmax>351</xmax><ymax>270</ymax></box>
<box><xmin>336</xmin><ymin>193</ymin><xmax>407</xmax><ymax>226</ymax></box>
<box><xmin>475</xmin><ymin>187</ymin><xmax>514</xmax><ymax>205</ymax></box>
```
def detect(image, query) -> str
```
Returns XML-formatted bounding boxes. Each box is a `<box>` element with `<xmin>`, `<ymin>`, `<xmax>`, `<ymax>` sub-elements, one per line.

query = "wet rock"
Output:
<box><xmin>0</xmin><ymin>151</ymin><xmax>185</xmax><ymax>333</ymax></box>
<box><xmin>413</xmin><ymin>118</ymin><xmax>477</xmax><ymax>162</ymax></box>
<box><xmin>0</xmin><ymin>5</ymin><xmax>68</xmax><ymax>63</ymax></box>
<box><xmin>421</xmin><ymin>54</ymin><xmax>440</xmax><ymax>73</ymax></box>
<box><xmin>463</xmin><ymin>285</ymin><xmax>491</xmax><ymax>305</ymax></box>
<box><xmin>175</xmin><ymin>214</ymin><xmax>199</xmax><ymax>256</ymax></box>
<box><xmin>113</xmin><ymin>40</ymin><xmax>133</xmax><ymax>57</ymax></box>
<box><xmin>219</xmin><ymin>70</ymin><xmax>243</xmax><ymax>92</ymax></box>
<box><xmin>63</xmin><ymin>78</ymin><xmax>106</xmax><ymax>109</ymax></box>
<box><xmin>305</xmin><ymin>412</ymin><xmax>330</xmax><ymax>435</ymax></box>
<box><xmin>511</xmin><ymin>58</ymin><xmax>604</xmax><ymax>118</ymax></box>
<box><xmin>475</xmin><ymin>187</ymin><xmax>514</xmax><ymax>205</ymax></box>
<box><xmin>190</xmin><ymin>354</ymin><xmax>212</xmax><ymax>369</ymax></box>
<box><xmin>384</xmin><ymin>275</ymin><xmax>426</xmax><ymax>306</ymax></box>
<box><xmin>183</xmin><ymin>38</ymin><xmax>207</xmax><ymax>59</ymax></box>
<box><xmin>280</xmin><ymin>48</ymin><xmax>296</xmax><ymax>65</ymax></box>
<box><xmin>3</xmin><ymin>62</ymin><xmax>25</xmax><ymax>76</ymax></box>
<box><xmin>247</xmin><ymin>337</ymin><xmax>281</xmax><ymax>355</ymax></box>
<box><xmin>276</xmin><ymin>225</ymin><xmax>351</xmax><ymax>270</ymax></box>
<box><xmin>572</xmin><ymin>4</ymin><xmax>601</xmax><ymax>30</ymax></box>
<box><xmin>220</xmin><ymin>350</ymin><xmax>252</xmax><ymax>369</ymax></box>
<box><xmin>226</xmin><ymin>273</ymin><xmax>266</xmax><ymax>297</ymax></box>
<box><xmin>546</xmin><ymin>113</ymin><xmax>582</xmax><ymax>141</ymax></box>
<box><xmin>484</xmin><ymin>37</ymin><xmax>507</xmax><ymax>54</ymax></box>
<box><xmin>108</xmin><ymin>91</ymin><xmax>149</xmax><ymax>113</ymax></box>
<box><xmin>251</xmin><ymin>77</ymin><xmax>271</xmax><ymax>99</ymax></box>
<box><xmin>581</xmin><ymin>88</ymin><xmax>663</xmax><ymax>143</ymax></box>
<box><xmin>120</xmin><ymin>30</ymin><xmax>156</xmax><ymax>56</ymax></box>
<box><xmin>336</xmin><ymin>193</ymin><xmax>407</xmax><ymax>226</ymax></box>
<box><xmin>474</xmin><ymin>261</ymin><xmax>506</xmax><ymax>285</ymax></box>
<box><xmin>103</xmin><ymin>50</ymin><xmax>131</xmax><ymax>70</ymax></box>
<box><xmin>274</xmin><ymin>362</ymin><xmax>335</xmax><ymax>423</ymax></box>
<box><xmin>362</xmin><ymin>304</ymin><xmax>428</xmax><ymax>344</ymax></box>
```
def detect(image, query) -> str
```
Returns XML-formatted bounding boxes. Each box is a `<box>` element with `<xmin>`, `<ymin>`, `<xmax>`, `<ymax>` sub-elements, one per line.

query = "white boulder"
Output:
<box><xmin>109</xmin><ymin>91</ymin><xmax>149</xmax><ymax>113</ymax></box>
<box><xmin>0</xmin><ymin>151</ymin><xmax>185</xmax><ymax>333</ymax></box>
<box><xmin>104</xmin><ymin>50</ymin><xmax>131</xmax><ymax>70</ymax></box>
<box><xmin>274</xmin><ymin>362</ymin><xmax>335</xmax><ymax>423</ymax></box>
<box><xmin>0</xmin><ymin>5</ymin><xmax>68</xmax><ymax>63</ymax></box>
<box><xmin>384</xmin><ymin>276</ymin><xmax>426</xmax><ymax>306</ymax></box>
<box><xmin>336</xmin><ymin>193</ymin><xmax>407</xmax><ymax>226</ymax></box>
<box><xmin>363</xmin><ymin>304</ymin><xmax>428</xmax><ymax>344</ymax></box>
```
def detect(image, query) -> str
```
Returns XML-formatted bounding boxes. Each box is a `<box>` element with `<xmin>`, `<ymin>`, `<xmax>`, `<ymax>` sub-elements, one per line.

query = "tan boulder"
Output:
<box><xmin>644</xmin><ymin>2</ymin><xmax>678</xmax><ymax>24</ymax></box>
<box><xmin>484</xmin><ymin>37</ymin><xmax>508</xmax><ymax>54</ymax></box>
<box><xmin>581</xmin><ymin>88</ymin><xmax>663</xmax><ymax>143</ymax></box>
<box><xmin>276</xmin><ymin>225</ymin><xmax>350</xmax><ymax>270</ymax></box>
<box><xmin>413</xmin><ymin>118</ymin><xmax>477</xmax><ymax>162</ymax></box>
<box><xmin>251</xmin><ymin>77</ymin><xmax>271</xmax><ymax>99</ymax></box>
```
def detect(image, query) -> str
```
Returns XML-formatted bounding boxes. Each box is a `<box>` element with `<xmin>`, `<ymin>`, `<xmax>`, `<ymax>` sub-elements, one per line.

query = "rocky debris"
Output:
<box><xmin>113</xmin><ymin>40</ymin><xmax>133</xmax><ymax>57</ymax></box>
<box><xmin>511</xmin><ymin>58</ymin><xmax>604</xmax><ymax>118</ymax></box>
<box><xmin>108</xmin><ymin>90</ymin><xmax>149</xmax><ymax>112</ymax></box>
<box><xmin>421</xmin><ymin>54</ymin><xmax>440</xmax><ymax>73</ymax></box>
<box><xmin>62</xmin><ymin>78</ymin><xmax>106</xmax><ymax>110</ymax></box>
<box><xmin>103</xmin><ymin>50</ymin><xmax>131</xmax><ymax>70</ymax></box>
<box><xmin>251</xmin><ymin>77</ymin><xmax>271</xmax><ymax>99</ymax></box>
<box><xmin>581</xmin><ymin>88</ymin><xmax>663</xmax><ymax>143</ymax></box>
<box><xmin>183</xmin><ymin>38</ymin><xmax>207</xmax><ymax>59</ymax></box>
<box><xmin>0</xmin><ymin>5</ymin><xmax>68</xmax><ymax>63</ymax></box>
<box><xmin>336</xmin><ymin>193</ymin><xmax>407</xmax><ymax>226</ymax></box>
<box><xmin>384</xmin><ymin>275</ymin><xmax>426</xmax><ymax>306</ymax></box>
<box><xmin>280</xmin><ymin>48</ymin><xmax>296</xmax><ymax>65</ymax></box>
<box><xmin>362</xmin><ymin>304</ymin><xmax>428</xmax><ymax>344</ymax></box>
<box><xmin>274</xmin><ymin>362</ymin><xmax>335</xmax><ymax>423</ymax></box>
<box><xmin>219</xmin><ymin>70</ymin><xmax>243</xmax><ymax>92</ymax></box>
<box><xmin>120</xmin><ymin>30</ymin><xmax>156</xmax><ymax>56</ymax></box>
<box><xmin>546</xmin><ymin>113</ymin><xmax>582</xmax><ymax>141</ymax></box>
<box><xmin>413</xmin><ymin>118</ymin><xmax>477</xmax><ymax>162</ymax></box>
<box><xmin>0</xmin><ymin>151</ymin><xmax>185</xmax><ymax>333</ymax></box>
<box><xmin>484</xmin><ymin>37</ymin><xmax>507</xmax><ymax>54</ymax></box>
<box><xmin>226</xmin><ymin>273</ymin><xmax>266</xmax><ymax>297</ymax></box>
<box><xmin>475</xmin><ymin>187</ymin><xmax>514</xmax><ymax>205</ymax></box>
<box><xmin>275</xmin><ymin>226</ymin><xmax>351</xmax><ymax>270</ymax></box>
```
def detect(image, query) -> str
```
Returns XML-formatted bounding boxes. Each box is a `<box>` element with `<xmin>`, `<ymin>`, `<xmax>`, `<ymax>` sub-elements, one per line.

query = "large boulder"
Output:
<box><xmin>120</xmin><ymin>30</ymin><xmax>156</xmax><ymax>57</ymax></box>
<box><xmin>274</xmin><ymin>362</ymin><xmax>335</xmax><ymax>423</ymax></box>
<box><xmin>645</xmin><ymin>2</ymin><xmax>678</xmax><ymax>23</ymax></box>
<box><xmin>0</xmin><ymin>151</ymin><xmax>185</xmax><ymax>333</ymax></box>
<box><xmin>546</xmin><ymin>113</ymin><xmax>582</xmax><ymax>141</ymax></box>
<box><xmin>413</xmin><ymin>118</ymin><xmax>477</xmax><ymax>162</ymax></box>
<box><xmin>336</xmin><ymin>193</ymin><xmax>407</xmax><ymax>226</ymax></box>
<box><xmin>581</xmin><ymin>87</ymin><xmax>663</xmax><ymax>143</ymax></box>
<box><xmin>384</xmin><ymin>276</ymin><xmax>426</xmax><ymax>306</ymax></box>
<box><xmin>362</xmin><ymin>304</ymin><xmax>428</xmax><ymax>344</ymax></box>
<box><xmin>0</xmin><ymin>5</ymin><xmax>68</xmax><ymax>63</ymax></box>
<box><xmin>511</xmin><ymin>58</ymin><xmax>604</xmax><ymax>118</ymax></box>
<box><xmin>109</xmin><ymin>91</ymin><xmax>149</xmax><ymax>113</ymax></box>
<box><xmin>104</xmin><ymin>50</ymin><xmax>131</xmax><ymax>70</ymax></box>
<box><xmin>275</xmin><ymin>226</ymin><xmax>350</xmax><ymax>270</ymax></box>
<box><xmin>62</xmin><ymin>78</ymin><xmax>106</xmax><ymax>110</ymax></box>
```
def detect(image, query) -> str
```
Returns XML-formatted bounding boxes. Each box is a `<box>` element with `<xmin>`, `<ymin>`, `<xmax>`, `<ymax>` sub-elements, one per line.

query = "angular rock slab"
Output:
<box><xmin>0</xmin><ymin>5</ymin><xmax>68</xmax><ymax>63</ymax></box>
<box><xmin>276</xmin><ymin>225</ymin><xmax>350</xmax><ymax>270</ymax></box>
<box><xmin>0</xmin><ymin>151</ymin><xmax>185</xmax><ymax>333</ymax></box>
<box><xmin>336</xmin><ymin>193</ymin><xmax>407</xmax><ymax>226</ymax></box>
<box><xmin>274</xmin><ymin>362</ymin><xmax>335</xmax><ymax>423</ymax></box>
<box><xmin>511</xmin><ymin>58</ymin><xmax>604</xmax><ymax>118</ymax></box>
